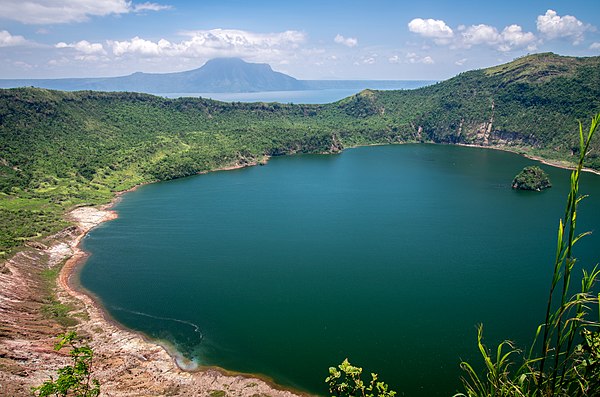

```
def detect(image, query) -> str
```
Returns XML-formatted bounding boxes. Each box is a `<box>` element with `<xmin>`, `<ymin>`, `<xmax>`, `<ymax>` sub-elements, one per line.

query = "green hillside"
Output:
<box><xmin>1</xmin><ymin>52</ymin><xmax>599</xmax><ymax>258</ymax></box>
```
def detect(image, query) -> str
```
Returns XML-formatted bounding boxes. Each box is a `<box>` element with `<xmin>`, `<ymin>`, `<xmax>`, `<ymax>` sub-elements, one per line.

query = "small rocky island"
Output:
<box><xmin>512</xmin><ymin>166</ymin><xmax>552</xmax><ymax>191</ymax></box>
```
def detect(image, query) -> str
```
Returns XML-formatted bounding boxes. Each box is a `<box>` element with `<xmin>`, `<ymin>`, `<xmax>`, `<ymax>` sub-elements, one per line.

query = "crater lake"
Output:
<box><xmin>79</xmin><ymin>144</ymin><xmax>600</xmax><ymax>396</ymax></box>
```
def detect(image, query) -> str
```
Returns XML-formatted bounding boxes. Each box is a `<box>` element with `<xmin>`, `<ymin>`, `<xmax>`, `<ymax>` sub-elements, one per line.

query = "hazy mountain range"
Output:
<box><xmin>0</xmin><ymin>58</ymin><xmax>432</xmax><ymax>93</ymax></box>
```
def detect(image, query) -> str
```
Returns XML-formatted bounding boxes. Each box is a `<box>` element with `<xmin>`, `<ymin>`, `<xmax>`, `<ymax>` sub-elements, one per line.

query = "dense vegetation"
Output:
<box><xmin>512</xmin><ymin>165</ymin><xmax>552</xmax><ymax>191</ymax></box>
<box><xmin>1</xmin><ymin>52</ymin><xmax>600</xmax><ymax>258</ymax></box>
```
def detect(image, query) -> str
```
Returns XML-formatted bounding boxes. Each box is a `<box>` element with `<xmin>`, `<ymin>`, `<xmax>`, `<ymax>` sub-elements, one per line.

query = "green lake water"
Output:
<box><xmin>79</xmin><ymin>144</ymin><xmax>600</xmax><ymax>396</ymax></box>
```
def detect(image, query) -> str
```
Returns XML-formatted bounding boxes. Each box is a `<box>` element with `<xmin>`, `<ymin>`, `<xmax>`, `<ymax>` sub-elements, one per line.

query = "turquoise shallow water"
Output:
<box><xmin>80</xmin><ymin>144</ymin><xmax>600</xmax><ymax>396</ymax></box>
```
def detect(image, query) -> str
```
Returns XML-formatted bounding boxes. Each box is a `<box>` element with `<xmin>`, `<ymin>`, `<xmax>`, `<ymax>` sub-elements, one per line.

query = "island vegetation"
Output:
<box><xmin>512</xmin><ymin>165</ymin><xmax>552</xmax><ymax>191</ymax></box>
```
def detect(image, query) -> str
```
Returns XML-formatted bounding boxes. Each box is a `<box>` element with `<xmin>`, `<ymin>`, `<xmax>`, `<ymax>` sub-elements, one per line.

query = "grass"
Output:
<box><xmin>40</xmin><ymin>264</ymin><xmax>78</xmax><ymax>328</ymax></box>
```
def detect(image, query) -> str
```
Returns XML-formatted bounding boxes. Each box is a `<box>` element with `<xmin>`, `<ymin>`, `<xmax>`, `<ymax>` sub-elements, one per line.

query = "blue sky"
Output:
<box><xmin>1</xmin><ymin>0</ymin><xmax>599</xmax><ymax>80</ymax></box>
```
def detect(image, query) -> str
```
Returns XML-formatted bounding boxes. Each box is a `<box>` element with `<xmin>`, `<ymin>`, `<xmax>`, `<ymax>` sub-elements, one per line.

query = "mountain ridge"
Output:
<box><xmin>1</xmin><ymin>52</ymin><xmax>599</xmax><ymax>259</ymax></box>
<box><xmin>0</xmin><ymin>57</ymin><xmax>434</xmax><ymax>93</ymax></box>
<box><xmin>0</xmin><ymin>58</ymin><xmax>307</xmax><ymax>93</ymax></box>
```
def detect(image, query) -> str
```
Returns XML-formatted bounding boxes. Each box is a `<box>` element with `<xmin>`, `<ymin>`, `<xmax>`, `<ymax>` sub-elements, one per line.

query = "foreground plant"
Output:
<box><xmin>456</xmin><ymin>113</ymin><xmax>600</xmax><ymax>397</ymax></box>
<box><xmin>32</xmin><ymin>332</ymin><xmax>100</xmax><ymax>397</ymax></box>
<box><xmin>326</xmin><ymin>358</ymin><xmax>397</xmax><ymax>397</ymax></box>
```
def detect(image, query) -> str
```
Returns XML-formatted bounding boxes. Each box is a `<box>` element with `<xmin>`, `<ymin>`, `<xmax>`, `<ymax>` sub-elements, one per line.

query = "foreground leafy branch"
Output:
<box><xmin>32</xmin><ymin>332</ymin><xmax>100</xmax><ymax>397</ymax></box>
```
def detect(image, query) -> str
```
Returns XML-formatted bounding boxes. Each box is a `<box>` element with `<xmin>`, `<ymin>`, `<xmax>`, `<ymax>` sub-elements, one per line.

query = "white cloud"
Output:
<box><xmin>56</xmin><ymin>40</ymin><xmax>106</xmax><ymax>54</ymax></box>
<box><xmin>75</xmin><ymin>55</ymin><xmax>99</xmax><ymax>62</ymax></box>
<box><xmin>0</xmin><ymin>0</ymin><xmax>171</xmax><ymax>24</ymax></box>
<box><xmin>363</xmin><ymin>57</ymin><xmax>375</xmax><ymax>64</ymax></box>
<box><xmin>107</xmin><ymin>29</ymin><xmax>306</xmax><ymax>59</ymax></box>
<box><xmin>591</xmin><ymin>42</ymin><xmax>600</xmax><ymax>50</ymax></box>
<box><xmin>0</xmin><ymin>30</ymin><xmax>28</xmax><ymax>47</ymax></box>
<box><xmin>334</xmin><ymin>34</ymin><xmax>358</xmax><ymax>47</ymax></box>
<box><xmin>453</xmin><ymin>23</ymin><xmax>536</xmax><ymax>52</ymax></box>
<box><xmin>133</xmin><ymin>2</ymin><xmax>172</xmax><ymax>12</ymax></box>
<box><xmin>389</xmin><ymin>52</ymin><xmax>435</xmax><ymax>65</ymax></box>
<box><xmin>500</xmin><ymin>25</ymin><xmax>536</xmax><ymax>50</ymax></box>
<box><xmin>110</xmin><ymin>37</ymin><xmax>169</xmax><ymax>56</ymax></box>
<box><xmin>408</xmin><ymin>16</ymin><xmax>537</xmax><ymax>53</ymax></box>
<box><xmin>462</xmin><ymin>24</ymin><xmax>500</xmax><ymax>46</ymax></box>
<box><xmin>406</xmin><ymin>52</ymin><xmax>434</xmax><ymax>64</ymax></box>
<box><xmin>536</xmin><ymin>9</ymin><xmax>591</xmax><ymax>45</ymax></box>
<box><xmin>408</xmin><ymin>18</ymin><xmax>454</xmax><ymax>44</ymax></box>
<box><xmin>460</xmin><ymin>23</ymin><xmax>536</xmax><ymax>52</ymax></box>
<box><xmin>455</xmin><ymin>58</ymin><xmax>467</xmax><ymax>66</ymax></box>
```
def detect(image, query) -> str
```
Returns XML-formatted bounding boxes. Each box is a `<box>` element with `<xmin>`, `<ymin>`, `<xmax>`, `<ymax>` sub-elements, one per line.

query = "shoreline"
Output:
<box><xmin>56</xmin><ymin>159</ymin><xmax>309</xmax><ymax>396</ymax></box>
<box><xmin>50</xmin><ymin>143</ymin><xmax>595</xmax><ymax>393</ymax></box>
<box><xmin>455</xmin><ymin>142</ymin><xmax>600</xmax><ymax>176</ymax></box>
<box><xmin>2</xmin><ymin>143</ymin><xmax>594</xmax><ymax>395</ymax></box>
<box><xmin>57</xmin><ymin>143</ymin><xmax>580</xmax><ymax>395</ymax></box>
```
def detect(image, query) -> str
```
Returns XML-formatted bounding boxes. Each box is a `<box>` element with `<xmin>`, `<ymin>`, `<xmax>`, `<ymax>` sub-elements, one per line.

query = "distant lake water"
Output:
<box><xmin>79</xmin><ymin>144</ymin><xmax>600</xmax><ymax>396</ymax></box>
<box><xmin>156</xmin><ymin>81</ymin><xmax>434</xmax><ymax>104</ymax></box>
<box><xmin>159</xmin><ymin>89</ymin><xmax>364</xmax><ymax>104</ymax></box>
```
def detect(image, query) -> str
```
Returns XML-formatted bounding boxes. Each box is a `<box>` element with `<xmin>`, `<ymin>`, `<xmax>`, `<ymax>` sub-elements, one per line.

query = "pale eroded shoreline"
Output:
<box><xmin>56</xmin><ymin>160</ymin><xmax>309</xmax><ymax>396</ymax></box>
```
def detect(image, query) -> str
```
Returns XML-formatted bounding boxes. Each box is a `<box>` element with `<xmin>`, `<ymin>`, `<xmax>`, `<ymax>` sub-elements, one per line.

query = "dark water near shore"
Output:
<box><xmin>80</xmin><ymin>144</ymin><xmax>600</xmax><ymax>396</ymax></box>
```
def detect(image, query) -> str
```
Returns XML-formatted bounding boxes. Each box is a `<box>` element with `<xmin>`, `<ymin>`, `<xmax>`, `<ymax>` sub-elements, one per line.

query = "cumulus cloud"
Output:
<box><xmin>110</xmin><ymin>37</ymin><xmax>170</xmax><ymax>56</ymax></box>
<box><xmin>0</xmin><ymin>0</ymin><xmax>170</xmax><ymax>24</ymax></box>
<box><xmin>408</xmin><ymin>18</ymin><xmax>454</xmax><ymax>44</ymax></box>
<box><xmin>334</xmin><ymin>34</ymin><xmax>358</xmax><ymax>47</ymax></box>
<box><xmin>0</xmin><ymin>30</ymin><xmax>28</xmax><ymax>47</ymax></box>
<box><xmin>536</xmin><ymin>9</ymin><xmax>591</xmax><ymax>45</ymax></box>
<box><xmin>409</xmin><ymin>16</ymin><xmax>536</xmax><ymax>52</ymax></box>
<box><xmin>460</xmin><ymin>23</ymin><xmax>536</xmax><ymax>52</ymax></box>
<box><xmin>462</xmin><ymin>24</ymin><xmax>500</xmax><ymax>46</ymax></box>
<box><xmin>591</xmin><ymin>42</ymin><xmax>600</xmax><ymax>50</ymax></box>
<box><xmin>500</xmin><ymin>25</ymin><xmax>537</xmax><ymax>51</ymax></box>
<box><xmin>56</xmin><ymin>40</ymin><xmax>106</xmax><ymax>54</ymax></box>
<box><xmin>455</xmin><ymin>58</ymin><xmax>467</xmax><ymax>66</ymax></box>
<box><xmin>108</xmin><ymin>29</ymin><xmax>306</xmax><ymax>59</ymax></box>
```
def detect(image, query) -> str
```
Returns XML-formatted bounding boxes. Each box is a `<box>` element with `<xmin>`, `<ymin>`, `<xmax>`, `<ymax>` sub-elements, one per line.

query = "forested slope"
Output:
<box><xmin>1</xmin><ymin>52</ymin><xmax>599</xmax><ymax>257</ymax></box>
